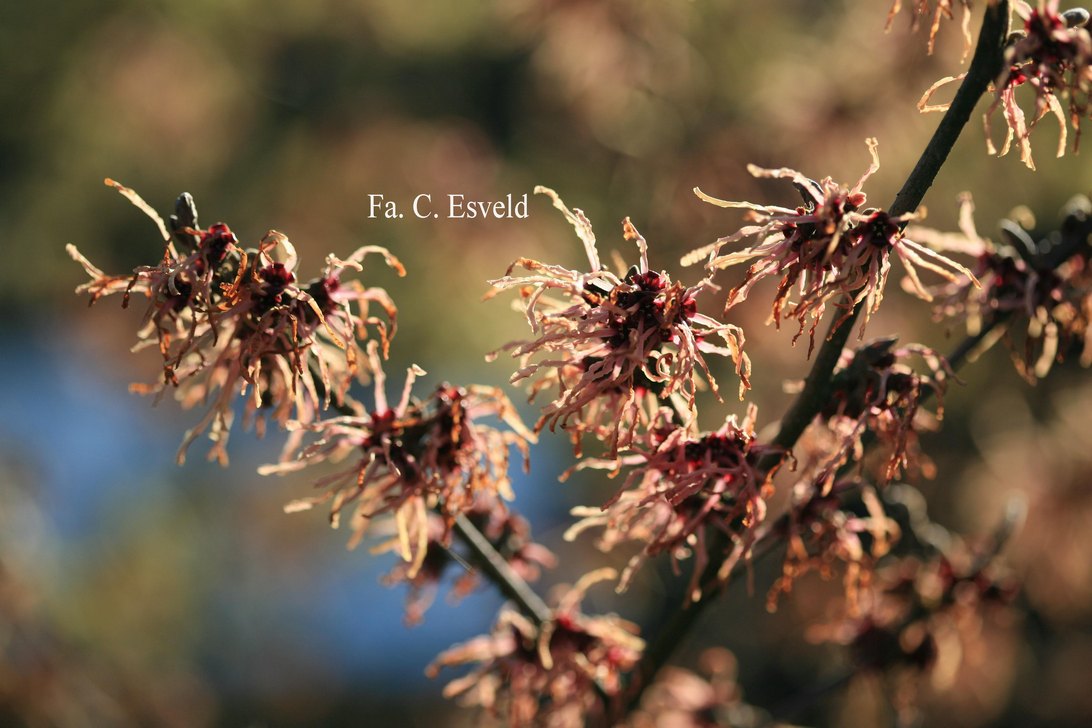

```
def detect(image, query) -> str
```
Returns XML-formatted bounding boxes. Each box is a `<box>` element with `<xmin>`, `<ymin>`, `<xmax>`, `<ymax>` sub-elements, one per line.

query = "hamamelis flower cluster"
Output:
<box><xmin>262</xmin><ymin>341</ymin><xmax>536</xmax><ymax>580</ymax></box>
<box><xmin>762</xmin><ymin>336</ymin><xmax>949</xmax><ymax>613</ymax></box>
<box><xmin>488</xmin><ymin>186</ymin><xmax>750</xmax><ymax>457</ymax></box>
<box><xmin>990</xmin><ymin>1</ymin><xmax>1092</xmax><ymax>168</ymax></box>
<box><xmin>813</xmin><ymin>535</ymin><xmax>1019</xmax><ymax>724</ymax></box>
<box><xmin>564</xmin><ymin>405</ymin><xmax>780</xmax><ymax>601</ymax></box>
<box><xmin>68</xmin><ymin>180</ymin><xmax>402</xmax><ymax>464</ymax></box>
<box><xmin>69</xmin><ymin>181</ymin><xmax>554</xmax><ymax>630</ymax></box>
<box><xmin>68</xmin><ymin>3</ymin><xmax>1092</xmax><ymax>722</ymax></box>
<box><xmin>818</xmin><ymin>338</ymin><xmax>950</xmax><ymax>485</ymax></box>
<box><xmin>683</xmin><ymin>140</ymin><xmax>977</xmax><ymax>353</ymax></box>
<box><xmin>769</xmin><ymin>479</ymin><xmax>900</xmax><ymax>614</ymax></box>
<box><xmin>426</xmin><ymin>569</ymin><xmax>644</xmax><ymax>728</ymax></box>
<box><xmin>921</xmin><ymin>2</ymin><xmax>1092</xmax><ymax>169</ymax></box>
<box><xmin>910</xmin><ymin>193</ymin><xmax>1092</xmax><ymax>381</ymax></box>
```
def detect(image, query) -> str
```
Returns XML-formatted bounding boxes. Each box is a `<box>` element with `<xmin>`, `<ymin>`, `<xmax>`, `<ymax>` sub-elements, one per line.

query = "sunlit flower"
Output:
<box><xmin>886</xmin><ymin>0</ymin><xmax>974</xmax><ymax>60</ymax></box>
<box><xmin>168</xmin><ymin>233</ymin><xmax>402</xmax><ymax>464</ymax></box>
<box><xmin>920</xmin><ymin>2</ymin><xmax>1092</xmax><ymax>169</ymax></box>
<box><xmin>427</xmin><ymin>569</ymin><xmax>644</xmax><ymax>727</ymax></box>
<box><xmin>67</xmin><ymin>180</ymin><xmax>243</xmax><ymax>387</ymax></box>
<box><xmin>910</xmin><ymin>193</ymin><xmax>1092</xmax><ymax>381</ymax></box>
<box><xmin>68</xmin><ymin>181</ymin><xmax>404</xmax><ymax>464</ymax></box>
<box><xmin>989</xmin><ymin>1</ymin><xmax>1092</xmax><ymax>167</ymax></box>
<box><xmin>564</xmin><ymin>405</ymin><xmax>780</xmax><ymax>601</ymax></box>
<box><xmin>261</xmin><ymin>342</ymin><xmax>534</xmax><ymax>579</ymax></box>
<box><xmin>816</xmin><ymin>337</ymin><xmax>950</xmax><ymax>485</ymax></box>
<box><xmin>488</xmin><ymin>186</ymin><xmax>750</xmax><ymax>457</ymax></box>
<box><xmin>685</xmin><ymin>140</ymin><xmax>977</xmax><ymax>354</ymax></box>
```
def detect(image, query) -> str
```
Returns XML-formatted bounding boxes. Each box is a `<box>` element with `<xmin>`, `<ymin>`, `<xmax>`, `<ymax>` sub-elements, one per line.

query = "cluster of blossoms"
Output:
<box><xmin>564</xmin><ymin>405</ymin><xmax>780</xmax><ymax>601</ymax></box>
<box><xmin>66</xmin><ymin>3</ymin><xmax>1092</xmax><ymax>723</ymax></box>
<box><xmin>910</xmin><ymin>193</ymin><xmax>1092</xmax><ymax>381</ymax></box>
<box><xmin>69</xmin><ymin>182</ymin><xmax>555</xmax><ymax>630</ymax></box>
<box><xmin>262</xmin><ymin>340</ymin><xmax>537</xmax><ymax>583</ymax></box>
<box><xmin>683</xmin><ymin>140</ymin><xmax>978</xmax><ymax>353</ymax></box>
<box><xmin>887</xmin><ymin>0</ymin><xmax>975</xmax><ymax>59</ymax></box>
<box><xmin>488</xmin><ymin>186</ymin><xmax>750</xmax><ymax>457</ymax></box>
<box><xmin>427</xmin><ymin>569</ymin><xmax>644</xmax><ymax>728</ymax></box>
<box><xmin>68</xmin><ymin>180</ymin><xmax>402</xmax><ymax>464</ymax></box>
<box><xmin>763</xmin><ymin>338</ymin><xmax>949</xmax><ymax>610</ymax></box>
<box><xmin>817</xmin><ymin>338</ymin><xmax>950</xmax><ymax>485</ymax></box>
<box><xmin>769</xmin><ymin>479</ymin><xmax>900</xmax><ymax>614</ymax></box>
<box><xmin>921</xmin><ymin>2</ymin><xmax>1092</xmax><ymax>169</ymax></box>
<box><xmin>990</xmin><ymin>1</ymin><xmax>1092</xmax><ymax>168</ymax></box>
<box><xmin>814</xmin><ymin>532</ymin><xmax>1019</xmax><ymax>723</ymax></box>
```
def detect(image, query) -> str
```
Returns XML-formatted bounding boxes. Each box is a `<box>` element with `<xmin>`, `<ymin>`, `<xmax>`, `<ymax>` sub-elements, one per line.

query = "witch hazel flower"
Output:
<box><xmin>910</xmin><ymin>193</ymin><xmax>1092</xmax><ymax>381</ymax></box>
<box><xmin>487</xmin><ymin>186</ymin><xmax>750</xmax><ymax>457</ymax></box>
<box><xmin>685</xmin><ymin>140</ymin><xmax>978</xmax><ymax>354</ymax></box>
<box><xmin>67</xmin><ymin>180</ymin><xmax>243</xmax><ymax>387</ymax></box>
<box><xmin>426</xmin><ymin>569</ymin><xmax>644</xmax><ymax>728</ymax></box>
<box><xmin>564</xmin><ymin>405</ymin><xmax>780</xmax><ymax>601</ymax></box>
<box><xmin>990</xmin><ymin>2</ymin><xmax>1092</xmax><ymax>167</ymax></box>
<box><xmin>233</xmin><ymin>238</ymin><xmax>403</xmax><ymax>429</ymax></box>
<box><xmin>68</xmin><ymin>181</ymin><xmax>404</xmax><ymax>465</ymax></box>
<box><xmin>261</xmin><ymin>341</ymin><xmax>535</xmax><ymax>579</ymax></box>
<box><xmin>768</xmin><ymin>479</ymin><xmax>900</xmax><ymax>613</ymax></box>
<box><xmin>814</xmin><ymin>537</ymin><xmax>1019</xmax><ymax>712</ymax></box>
<box><xmin>921</xmin><ymin>2</ymin><xmax>1092</xmax><ymax>169</ymax></box>
<box><xmin>167</xmin><ymin>233</ymin><xmax>404</xmax><ymax>464</ymax></box>
<box><xmin>817</xmin><ymin>337</ymin><xmax>951</xmax><ymax>485</ymax></box>
<box><xmin>886</xmin><ymin>0</ymin><xmax>974</xmax><ymax>60</ymax></box>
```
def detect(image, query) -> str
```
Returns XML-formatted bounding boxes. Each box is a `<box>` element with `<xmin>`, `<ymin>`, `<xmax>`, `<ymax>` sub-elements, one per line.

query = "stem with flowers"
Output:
<box><xmin>773</xmin><ymin>0</ymin><xmax>1010</xmax><ymax>456</ymax></box>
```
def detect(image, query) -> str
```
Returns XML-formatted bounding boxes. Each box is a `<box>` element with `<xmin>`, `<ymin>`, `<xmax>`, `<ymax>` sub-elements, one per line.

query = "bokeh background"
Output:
<box><xmin>3</xmin><ymin>0</ymin><xmax>1092</xmax><ymax>725</ymax></box>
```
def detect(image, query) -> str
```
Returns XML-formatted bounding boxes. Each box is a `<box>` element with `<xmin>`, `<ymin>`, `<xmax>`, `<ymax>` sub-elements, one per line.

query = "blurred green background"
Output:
<box><xmin>3</xmin><ymin>0</ymin><xmax>1092</xmax><ymax>725</ymax></box>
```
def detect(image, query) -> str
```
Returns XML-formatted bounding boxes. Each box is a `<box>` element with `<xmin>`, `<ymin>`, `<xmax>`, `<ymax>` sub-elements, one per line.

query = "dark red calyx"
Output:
<box><xmin>200</xmin><ymin>223</ymin><xmax>238</xmax><ymax>264</ymax></box>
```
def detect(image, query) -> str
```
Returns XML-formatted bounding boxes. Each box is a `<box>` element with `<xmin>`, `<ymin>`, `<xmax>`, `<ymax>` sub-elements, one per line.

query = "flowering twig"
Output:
<box><xmin>622</xmin><ymin>0</ymin><xmax>1011</xmax><ymax>712</ymax></box>
<box><xmin>623</xmin><ymin>202</ymin><xmax>1092</xmax><ymax>723</ymax></box>
<box><xmin>310</xmin><ymin>364</ymin><xmax>554</xmax><ymax>626</ymax></box>
<box><xmin>772</xmin><ymin>0</ymin><xmax>1010</xmax><ymax>457</ymax></box>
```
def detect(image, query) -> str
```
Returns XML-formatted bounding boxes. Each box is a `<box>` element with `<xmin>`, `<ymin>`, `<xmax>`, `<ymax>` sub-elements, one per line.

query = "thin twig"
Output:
<box><xmin>453</xmin><ymin>512</ymin><xmax>553</xmax><ymax>624</ymax></box>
